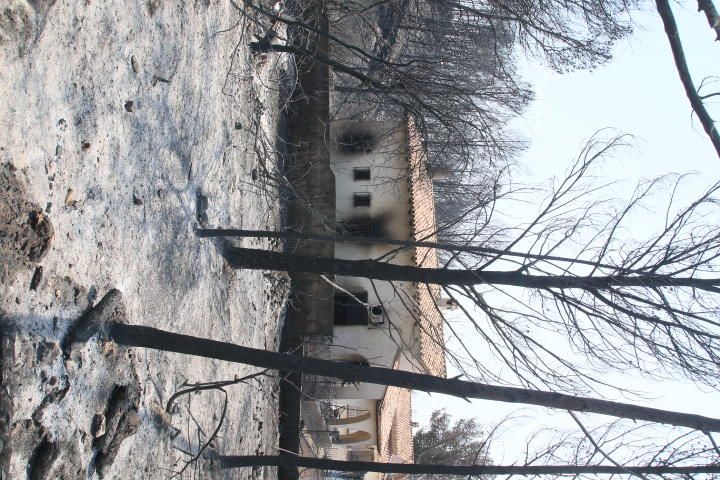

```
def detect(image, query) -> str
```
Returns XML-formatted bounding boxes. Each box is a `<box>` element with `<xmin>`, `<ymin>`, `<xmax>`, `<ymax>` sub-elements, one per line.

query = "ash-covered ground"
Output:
<box><xmin>1</xmin><ymin>1</ymin><xmax>290</xmax><ymax>478</ymax></box>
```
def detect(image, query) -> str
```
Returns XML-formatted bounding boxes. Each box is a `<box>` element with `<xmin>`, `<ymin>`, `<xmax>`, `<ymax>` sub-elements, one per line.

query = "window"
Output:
<box><xmin>339</xmin><ymin>217</ymin><xmax>383</xmax><ymax>237</ymax></box>
<box><xmin>338</xmin><ymin>132</ymin><xmax>374</xmax><ymax>154</ymax></box>
<box><xmin>353</xmin><ymin>167</ymin><xmax>371</xmax><ymax>181</ymax></box>
<box><xmin>353</xmin><ymin>192</ymin><xmax>371</xmax><ymax>207</ymax></box>
<box><xmin>346</xmin><ymin>219</ymin><xmax>372</xmax><ymax>237</ymax></box>
<box><xmin>338</xmin><ymin>217</ymin><xmax>387</xmax><ymax>238</ymax></box>
<box><xmin>334</xmin><ymin>292</ymin><xmax>369</xmax><ymax>325</ymax></box>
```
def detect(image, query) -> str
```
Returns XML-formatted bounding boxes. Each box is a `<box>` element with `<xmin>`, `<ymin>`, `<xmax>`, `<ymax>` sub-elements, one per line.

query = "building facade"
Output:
<box><xmin>300</xmin><ymin>118</ymin><xmax>453</xmax><ymax>477</ymax></box>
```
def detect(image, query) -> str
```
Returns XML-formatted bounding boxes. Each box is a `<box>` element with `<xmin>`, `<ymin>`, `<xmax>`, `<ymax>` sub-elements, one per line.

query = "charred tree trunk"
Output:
<box><xmin>271</xmin><ymin>2</ymin><xmax>333</xmax><ymax>478</ymax></box>
<box><xmin>223</xmin><ymin>246</ymin><xmax>720</xmax><ymax>290</ymax></box>
<box><xmin>197</xmin><ymin>228</ymin><xmax>621</xmax><ymax>271</ymax></box>
<box><xmin>656</xmin><ymin>0</ymin><xmax>720</xmax><ymax>159</ymax></box>
<box><xmin>277</xmin><ymin>309</ymin><xmax>302</xmax><ymax>480</ymax></box>
<box><xmin>219</xmin><ymin>455</ymin><xmax>720</xmax><ymax>475</ymax></box>
<box><xmin>252</xmin><ymin>43</ymin><xmax>394</xmax><ymax>92</ymax></box>
<box><xmin>107</xmin><ymin>323</ymin><xmax>720</xmax><ymax>432</ymax></box>
<box><xmin>697</xmin><ymin>0</ymin><xmax>720</xmax><ymax>40</ymax></box>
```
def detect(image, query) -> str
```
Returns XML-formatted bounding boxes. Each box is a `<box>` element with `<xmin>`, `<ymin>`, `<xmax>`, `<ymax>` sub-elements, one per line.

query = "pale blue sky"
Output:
<box><xmin>513</xmin><ymin>3</ymin><xmax>719</xmax><ymax>181</ymax></box>
<box><xmin>414</xmin><ymin>1</ymin><xmax>720</xmax><ymax>463</ymax></box>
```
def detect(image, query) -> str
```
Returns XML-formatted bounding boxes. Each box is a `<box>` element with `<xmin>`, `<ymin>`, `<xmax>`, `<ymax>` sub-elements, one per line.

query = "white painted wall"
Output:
<box><xmin>328</xmin><ymin>278</ymin><xmax>426</xmax><ymax>399</ymax></box>
<box><xmin>330</xmin><ymin>120</ymin><xmax>414</xmax><ymax>245</ymax></box>
<box><xmin>323</xmin><ymin>399</ymin><xmax>379</xmax><ymax>480</ymax></box>
<box><xmin>327</xmin><ymin>120</ymin><xmax>427</xmax><ymax>400</ymax></box>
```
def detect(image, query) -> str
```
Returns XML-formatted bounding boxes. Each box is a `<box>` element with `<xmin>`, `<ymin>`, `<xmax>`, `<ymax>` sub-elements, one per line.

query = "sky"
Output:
<box><xmin>413</xmin><ymin>1</ymin><xmax>720</xmax><ymax>464</ymax></box>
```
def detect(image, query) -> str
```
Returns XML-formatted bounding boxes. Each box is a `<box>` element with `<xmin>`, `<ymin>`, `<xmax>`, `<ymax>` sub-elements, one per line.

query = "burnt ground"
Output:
<box><xmin>1</xmin><ymin>1</ymin><xmax>294</xmax><ymax>478</ymax></box>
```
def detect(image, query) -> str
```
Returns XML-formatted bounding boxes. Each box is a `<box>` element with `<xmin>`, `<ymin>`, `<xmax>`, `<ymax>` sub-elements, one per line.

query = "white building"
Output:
<box><xmin>301</xmin><ymin>118</ymin><xmax>453</xmax><ymax>476</ymax></box>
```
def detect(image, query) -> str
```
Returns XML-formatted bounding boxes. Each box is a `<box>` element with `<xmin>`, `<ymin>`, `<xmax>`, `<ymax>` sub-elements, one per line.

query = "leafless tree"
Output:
<box><xmin>218</xmin><ymin>455</ymin><xmax>720</xmax><ymax>476</ymax></box>
<box><xmin>207</xmin><ymin>133</ymin><xmax>720</xmax><ymax>394</ymax></box>
<box><xmin>492</xmin><ymin>416</ymin><xmax>720</xmax><ymax>480</ymax></box>
<box><xmin>104</xmin><ymin>321</ymin><xmax>720</xmax><ymax>432</ymax></box>
<box><xmin>103</xmin><ymin>316</ymin><xmax>720</xmax><ymax>480</ymax></box>
<box><xmin>655</xmin><ymin>0</ymin><xmax>720</xmax><ymax>159</ymax></box>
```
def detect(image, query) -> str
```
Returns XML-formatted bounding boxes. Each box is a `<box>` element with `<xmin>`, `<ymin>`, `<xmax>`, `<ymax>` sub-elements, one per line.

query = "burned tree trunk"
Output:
<box><xmin>218</xmin><ymin>455</ymin><xmax>720</xmax><ymax>475</ymax></box>
<box><xmin>107</xmin><ymin>323</ymin><xmax>720</xmax><ymax>432</ymax></box>
<box><xmin>223</xmin><ymin>246</ymin><xmax>720</xmax><ymax>290</ymax></box>
<box><xmin>656</xmin><ymin>0</ymin><xmax>720</xmax><ymax>159</ymax></box>
<box><xmin>197</xmin><ymin>228</ymin><xmax>621</xmax><ymax>271</ymax></box>
<box><xmin>270</xmin><ymin>2</ymin><xmax>333</xmax><ymax>478</ymax></box>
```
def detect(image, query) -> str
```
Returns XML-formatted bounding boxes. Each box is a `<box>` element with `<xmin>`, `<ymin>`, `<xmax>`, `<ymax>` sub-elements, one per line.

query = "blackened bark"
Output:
<box><xmin>697</xmin><ymin>0</ymin><xmax>720</xmax><ymax>40</ymax></box>
<box><xmin>256</xmin><ymin>44</ymin><xmax>395</xmax><ymax>92</ymax></box>
<box><xmin>273</xmin><ymin>3</ymin><xmax>333</xmax><ymax>477</ymax></box>
<box><xmin>656</xmin><ymin>0</ymin><xmax>720</xmax><ymax>159</ymax></box>
<box><xmin>197</xmin><ymin>228</ymin><xmax>623</xmax><ymax>272</ymax></box>
<box><xmin>108</xmin><ymin>323</ymin><xmax>720</xmax><ymax>432</ymax></box>
<box><xmin>223</xmin><ymin>246</ymin><xmax>720</xmax><ymax>290</ymax></box>
<box><xmin>219</xmin><ymin>455</ymin><xmax>720</xmax><ymax>475</ymax></box>
<box><xmin>277</xmin><ymin>308</ymin><xmax>302</xmax><ymax>480</ymax></box>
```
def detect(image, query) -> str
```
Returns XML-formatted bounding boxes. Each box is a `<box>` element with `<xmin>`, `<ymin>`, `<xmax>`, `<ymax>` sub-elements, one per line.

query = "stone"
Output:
<box><xmin>30</xmin><ymin>266</ymin><xmax>43</xmax><ymax>291</ymax></box>
<box><xmin>92</xmin><ymin>414</ymin><xmax>106</xmax><ymax>438</ymax></box>
<box><xmin>36</xmin><ymin>341</ymin><xmax>60</xmax><ymax>364</ymax></box>
<box><xmin>0</xmin><ymin>165</ymin><xmax>55</xmax><ymax>284</ymax></box>
<box><xmin>64</xmin><ymin>188</ymin><xmax>75</xmax><ymax>206</ymax></box>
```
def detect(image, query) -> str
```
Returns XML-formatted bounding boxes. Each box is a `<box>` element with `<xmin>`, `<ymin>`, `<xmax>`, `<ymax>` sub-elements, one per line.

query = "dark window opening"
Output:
<box><xmin>339</xmin><ymin>132</ymin><xmax>374</xmax><ymax>154</ymax></box>
<box><xmin>334</xmin><ymin>292</ymin><xmax>369</xmax><ymax>325</ymax></box>
<box><xmin>353</xmin><ymin>193</ymin><xmax>371</xmax><ymax>207</ymax></box>
<box><xmin>347</xmin><ymin>219</ymin><xmax>372</xmax><ymax>237</ymax></box>
<box><xmin>338</xmin><ymin>217</ymin><xmax>385</xmax><ymax>238</ymax></box>
<box><xmin>353</xmin><ymin>167</ymin><xmax>371</xmax><ymax>181</ymax></box>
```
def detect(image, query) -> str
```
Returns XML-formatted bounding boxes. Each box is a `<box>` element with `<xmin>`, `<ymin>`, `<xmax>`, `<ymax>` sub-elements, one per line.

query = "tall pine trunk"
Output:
<box><xmin>107</xmin><ymin>323</ymin><xmax>720</xmax><ymax>432</ymax></box>
<box><xmin>218</xmin><ymin>455</ymin><xmax>720</xmax><ymax>475</ymax></box>
<box><xmin>223</xmin><ymin>246</ymin><xmax>720</xmax><ymax>290</ymax></box>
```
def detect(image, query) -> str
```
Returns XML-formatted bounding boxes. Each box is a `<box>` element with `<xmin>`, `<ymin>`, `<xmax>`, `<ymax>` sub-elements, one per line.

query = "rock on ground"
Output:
<box><xmin>1</xmin><ymin>1</ymin><xmax>291</xmax><ymax>478</ymax></box>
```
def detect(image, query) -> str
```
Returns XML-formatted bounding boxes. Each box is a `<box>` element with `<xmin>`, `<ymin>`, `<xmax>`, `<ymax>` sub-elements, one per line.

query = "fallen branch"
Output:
<box><xmin>165</xmin><ymin>370</ymin><xmax>269</xmax><ymax>412</ymax></box>
<box><xmin>170</xmin><ymin>388</ymin><xmax>228</xmax><ymax>479</ymax></box>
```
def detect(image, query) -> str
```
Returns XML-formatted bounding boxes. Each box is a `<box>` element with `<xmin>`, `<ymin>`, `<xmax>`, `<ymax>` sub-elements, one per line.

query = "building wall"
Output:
<box><xmin>323</xmin><ymin>398</ymin><xmax>378</xmax><ymax>467</ymax></box>
<box><xmin>330</xmin><ymin>119</ymin><xmax>413</xmax><ymax>245</ymax></box>
<box><xmin>327</xmin><ymin>278</ymin><xmax>426</xmax><ymax>400</ymax></box>
<box><xmin>327</xmin><ymin>120</ymin><xmax>426</xmax><ymax>400</ymax></box>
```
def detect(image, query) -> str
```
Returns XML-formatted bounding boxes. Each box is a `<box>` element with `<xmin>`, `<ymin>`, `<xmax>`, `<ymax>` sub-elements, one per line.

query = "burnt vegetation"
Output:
<box><xmin>10</xmin><ymin>0</ymin><xmax>717</xmax><ymax>478</ymax></box>
<box><xmin>207</xmin><ymin>0</ymin><xmax>720</xmax><ymax>477</ymax></box>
